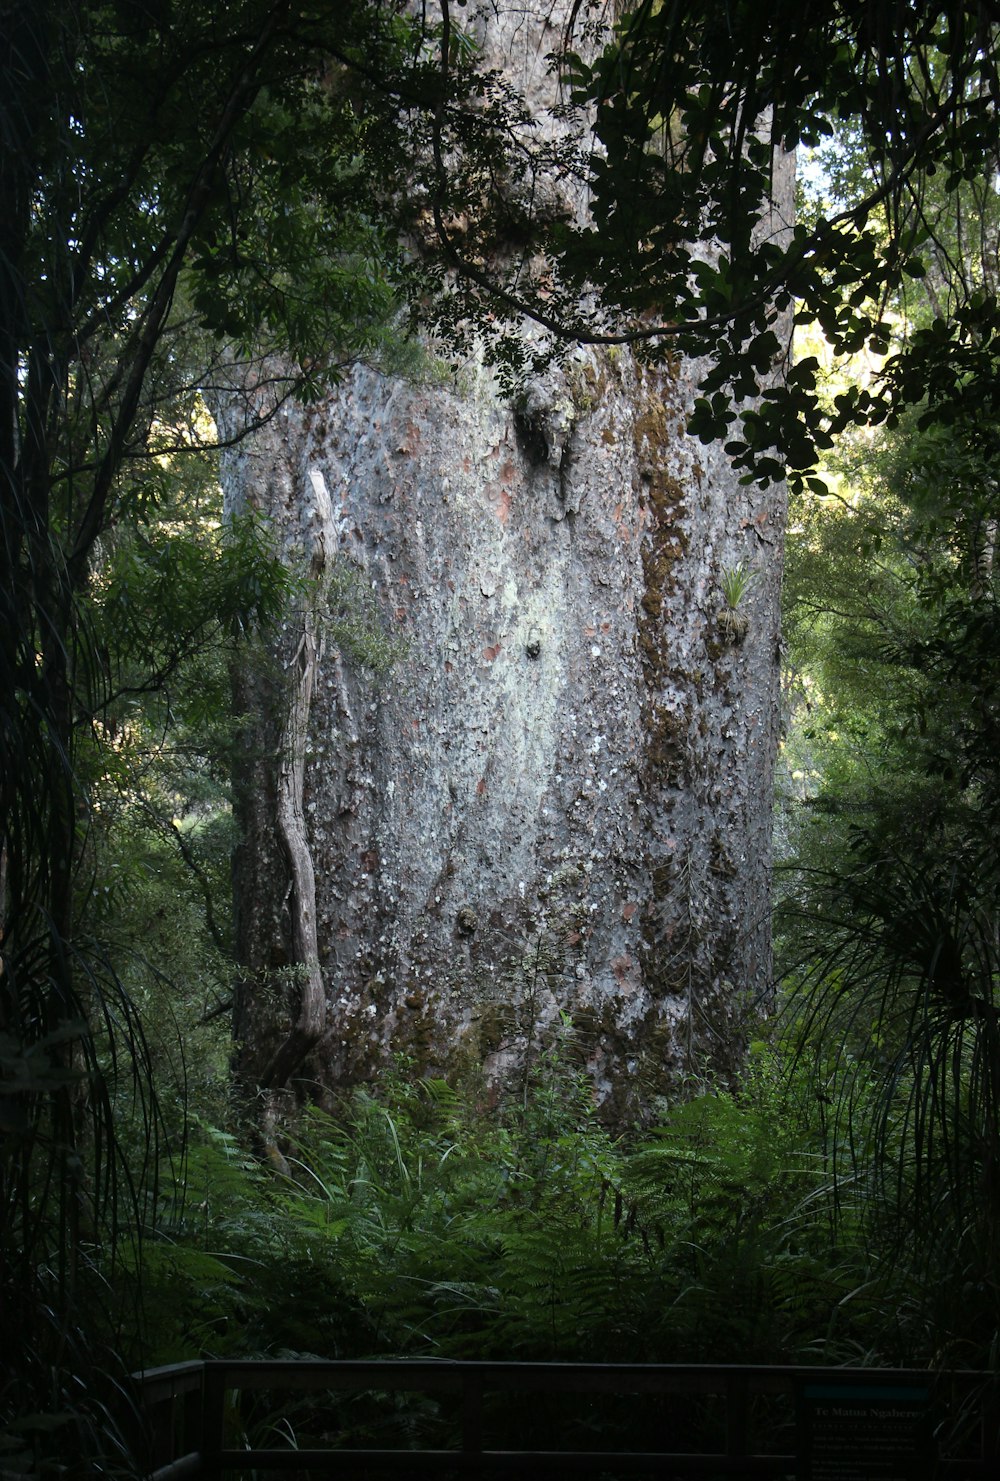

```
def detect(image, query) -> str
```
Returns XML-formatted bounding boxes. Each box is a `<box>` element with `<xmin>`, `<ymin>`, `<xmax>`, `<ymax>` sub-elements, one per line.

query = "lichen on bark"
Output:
<box><xmin>223</xmin><ymin>3</ymin><xmax>793</xmax><ymax>1127</ymax></box>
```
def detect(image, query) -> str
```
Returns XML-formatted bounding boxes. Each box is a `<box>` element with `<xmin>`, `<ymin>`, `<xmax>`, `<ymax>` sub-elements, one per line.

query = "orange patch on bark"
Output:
<box><xmin>476</xmin><ymin>778</ymin><xmax>487</xmax><ymax>796</ymax></box>
<box><xmin>394</xmin><ymin>421</ymin><xmax>422</xmax><ymax>456</ymax></box>
<box><xmin>483</xmin><ymin>641</ymin><xmax>502</xmax><ymax>662</ymax></box>
<box><xmin>622</xmin><ymin>902</ymin><xmax>638</xmax><ymax>923</ymax></box>
<box><xmin>612</xmin><ymin>954</ymin><xmax>633</xmax><ymax>986</ymax></box>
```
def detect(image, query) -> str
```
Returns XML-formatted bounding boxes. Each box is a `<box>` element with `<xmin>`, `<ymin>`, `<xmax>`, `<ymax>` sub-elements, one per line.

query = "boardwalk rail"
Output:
<box><xmin>135</xmin><ymin>1359</ymin><xmax>998</xmax><ymax>1479</ymax></box>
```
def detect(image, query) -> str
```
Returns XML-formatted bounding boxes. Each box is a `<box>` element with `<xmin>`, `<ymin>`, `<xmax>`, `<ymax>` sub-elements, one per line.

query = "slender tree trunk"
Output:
<box><xmin>226</xmin><ymin>3</ymin><xmax>793</xmax><ymax>1124</ymax></box>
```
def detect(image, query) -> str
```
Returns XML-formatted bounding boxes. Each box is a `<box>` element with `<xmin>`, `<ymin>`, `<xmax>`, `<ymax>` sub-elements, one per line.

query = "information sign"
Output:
<box><xmin>798</xmin><ymin>1380</ymin><xmax>933</xmax><ymax>1481</ymax></box>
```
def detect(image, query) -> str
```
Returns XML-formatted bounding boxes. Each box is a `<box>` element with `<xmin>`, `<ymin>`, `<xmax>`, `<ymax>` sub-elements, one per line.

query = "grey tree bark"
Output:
<box><xmin>224</xmin><ymin>3</ymin><xmax>793</xmax><ymax>1126</ymax></box>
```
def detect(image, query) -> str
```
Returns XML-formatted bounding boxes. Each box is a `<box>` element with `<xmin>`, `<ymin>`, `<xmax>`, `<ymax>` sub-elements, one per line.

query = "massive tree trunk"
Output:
<box><xmin>225</xmin><ymin>4</ymin><xmax>793</xmax><ymax>1126</ymax></box>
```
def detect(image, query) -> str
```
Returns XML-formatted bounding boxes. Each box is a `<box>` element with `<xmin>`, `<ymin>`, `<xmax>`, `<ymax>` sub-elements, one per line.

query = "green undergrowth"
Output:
<box><xmin>130</xmin><ymin>1034</ymin><xmax>927</xmax><ymax>1377</ymax></box>
<box><xmin>105</xmin><ymin>1020</ymin><xmax>1000</xmax><ymax>1469</ymax></box>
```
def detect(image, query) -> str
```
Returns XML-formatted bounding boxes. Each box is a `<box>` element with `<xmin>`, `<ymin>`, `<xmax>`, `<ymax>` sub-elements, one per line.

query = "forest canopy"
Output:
<box><xmin>420</xmin><ymin>1</ymin><xmax>1000</xmax><ymax>485</ymax></box>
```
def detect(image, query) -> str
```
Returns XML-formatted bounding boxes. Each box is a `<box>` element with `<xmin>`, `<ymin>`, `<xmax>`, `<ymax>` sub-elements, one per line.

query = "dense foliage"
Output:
<box><xmin>779</xmin><ymin>403</ymin><xmax>1000</xmax><ymax>1367</ymax></box>
<box><xmin>0</xmin><ymin>1</ymin><xmax>427</xmax><ymax>1466</ymax></box>
<box><xmin>126</xmin><ymin>1045</ymin><xmax>908</xmax><ymax>1449</ymax></box>
<box><xmin>774</xmin><ymin>15</ymin><xmax>1000</xmax><ymax>1364</ymax></box>
<box><xmin>419</xmin><ymin>2</ymin><xmax>1000</xmax><ymax>489</ymax></box>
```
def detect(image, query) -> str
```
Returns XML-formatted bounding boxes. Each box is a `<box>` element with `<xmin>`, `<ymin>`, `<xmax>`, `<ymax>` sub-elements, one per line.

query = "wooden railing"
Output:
<box><xmin>135</xmin><ymin>1359</ymin><xmax>998</xmax><ymax>1479</ymax></box>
